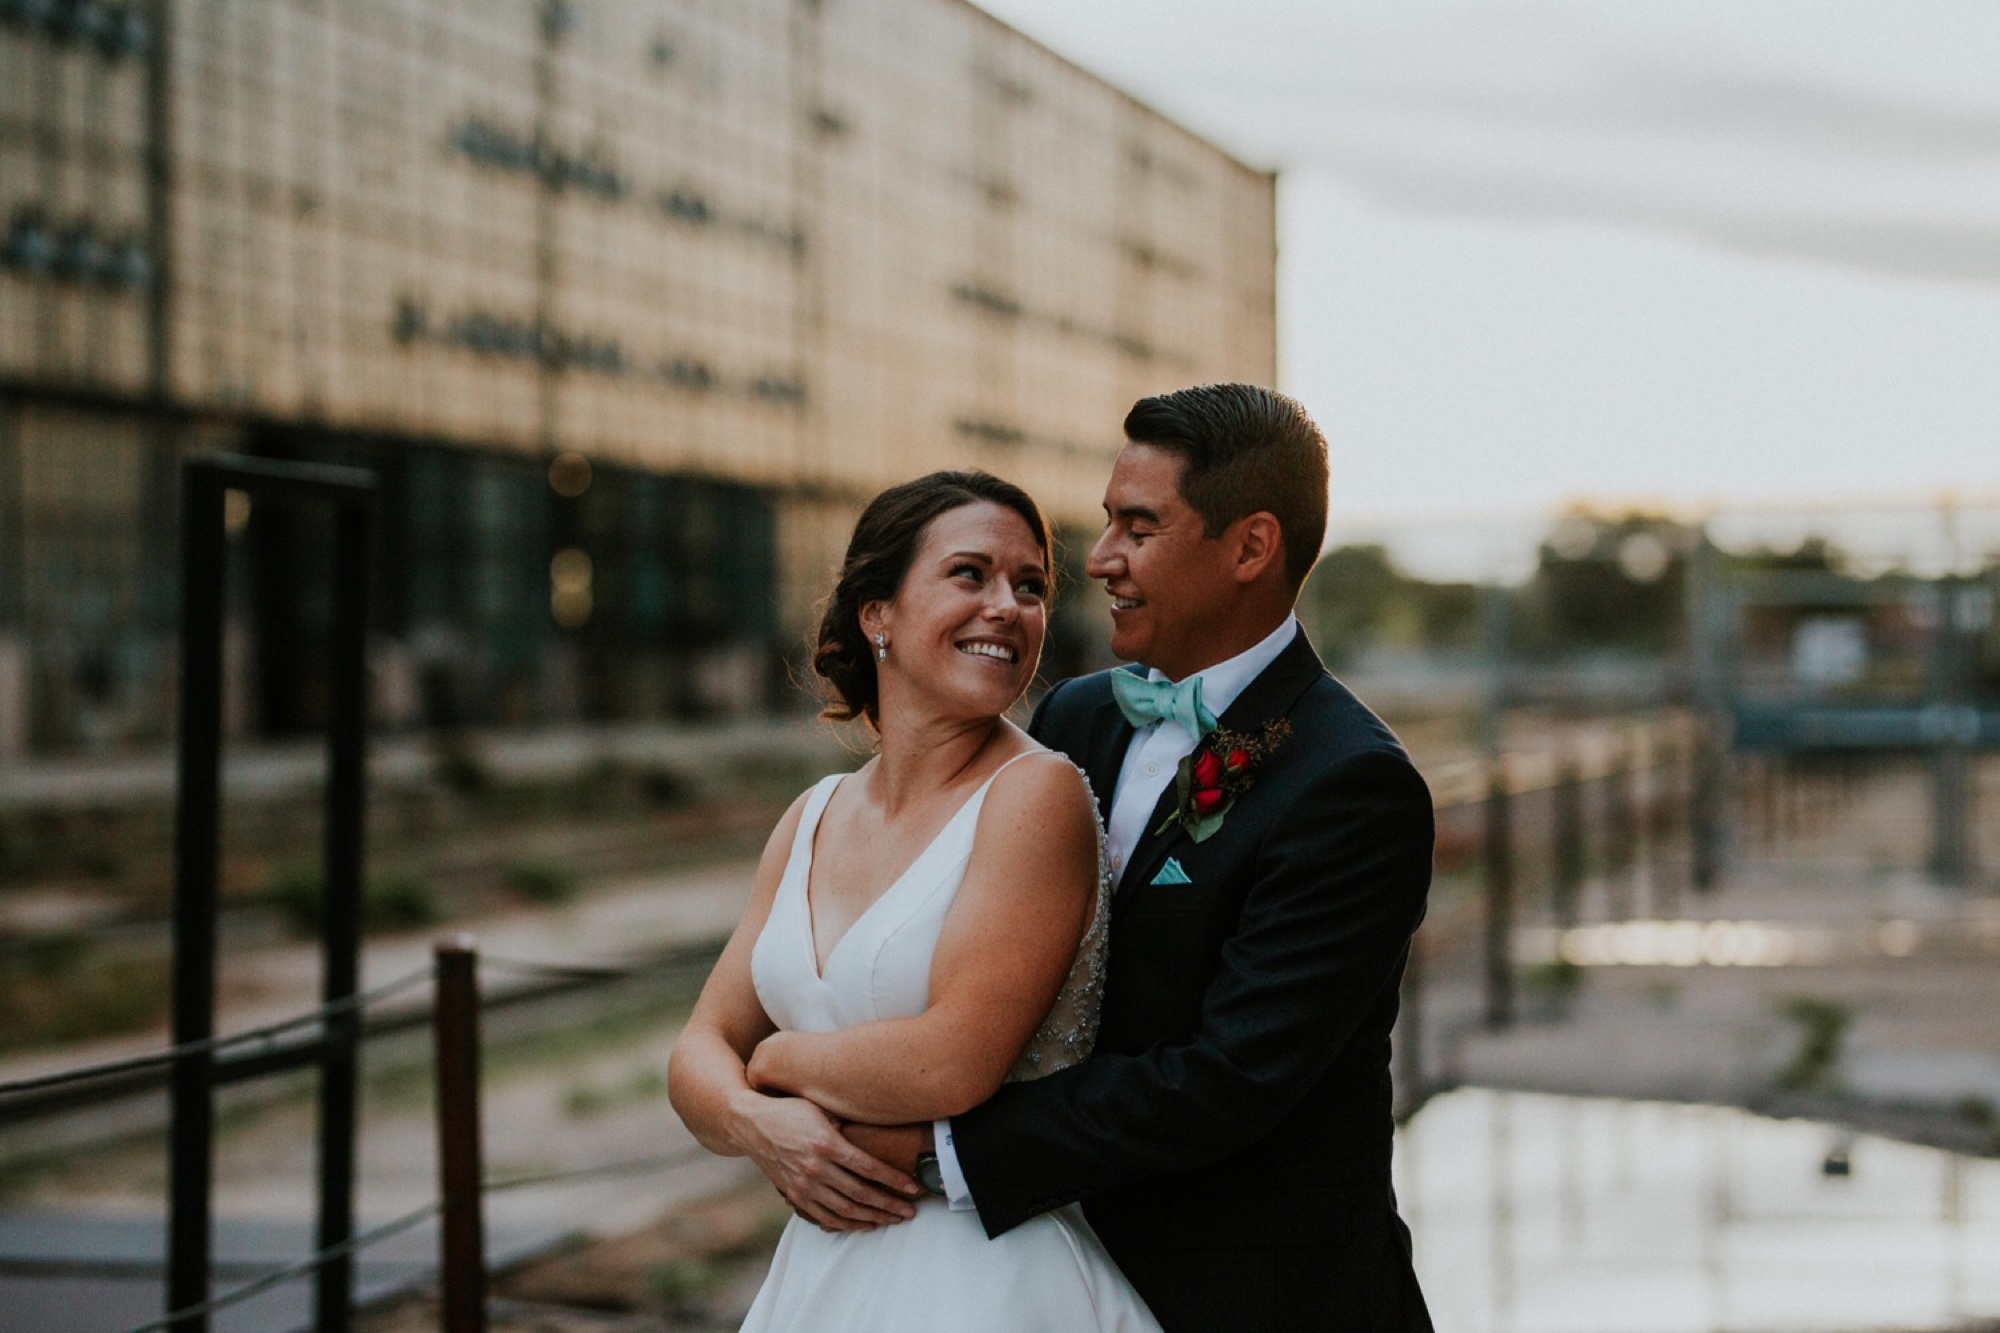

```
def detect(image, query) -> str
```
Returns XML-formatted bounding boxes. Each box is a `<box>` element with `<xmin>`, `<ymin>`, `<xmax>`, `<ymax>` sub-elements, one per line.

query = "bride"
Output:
<box><xmin>667</xmin><ymin>471</ymin><xmax>1159</xmax><ymax>1331</ymax></box>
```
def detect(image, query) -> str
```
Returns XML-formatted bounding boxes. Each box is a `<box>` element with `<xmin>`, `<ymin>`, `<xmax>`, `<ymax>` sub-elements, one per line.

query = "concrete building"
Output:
<box><xmin>0</xmin><ymin>0</ymin><xmax>1276</xmax><ymax>754</ymax></box>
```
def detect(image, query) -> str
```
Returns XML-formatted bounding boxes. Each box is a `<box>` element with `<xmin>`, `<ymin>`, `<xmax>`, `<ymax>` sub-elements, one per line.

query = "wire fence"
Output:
<box><xmin>0</xmin><ymin>966</ymin><xmax>437</xmax><ymax>1103</ymax></box>
<box><xmin>112</xmin><ymin>1140</ymin><xmax>724</xmax><ymax>1333</ymax></box>
<box><xmin>0</xmin><ymin>939</ymin><xmax>723</xmax><ymax>1133</ymax></box>
<box><xmin>117</xmin><ymin>1202</ymin><xmax>446</xmax><ymax>1333</ymax></box>
<box><xmin>0</xmin><ymin>936</ymin><xmax>729</xmax><ymax>1333</ymax></box>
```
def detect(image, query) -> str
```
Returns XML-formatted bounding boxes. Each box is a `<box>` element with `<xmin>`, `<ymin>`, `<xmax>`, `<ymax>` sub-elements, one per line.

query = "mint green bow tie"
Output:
<box><xmin>1111</xmin><ymin>671</ymin><xmax>1217</xmax><ymax>739</ymax></box>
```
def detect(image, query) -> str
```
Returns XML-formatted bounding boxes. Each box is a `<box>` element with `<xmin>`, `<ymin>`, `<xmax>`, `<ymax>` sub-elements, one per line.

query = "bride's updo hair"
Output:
<box><xmin>814</xmin><ymin>470</ymin><xmax>1053</xmax><ymax>726</ymax></box>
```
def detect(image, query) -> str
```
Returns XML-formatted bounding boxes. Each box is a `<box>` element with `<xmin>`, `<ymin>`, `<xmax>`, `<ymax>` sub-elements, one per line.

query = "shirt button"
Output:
<box><xmin>1145</xmin><ymin>762</ymin><xmax>1159</xmax><ymax>776</ymax></box>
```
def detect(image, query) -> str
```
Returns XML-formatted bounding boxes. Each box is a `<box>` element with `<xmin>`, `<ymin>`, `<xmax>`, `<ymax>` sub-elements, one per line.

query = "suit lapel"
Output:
<box><xmin>1118</xmin><ymin>628</ymin><xmax>1327</xmax><ymax>901</ymax></box>
<box><xmin>1079</xmin><ymin>681</ymin><xmax>1137</xmax><ymax>828</ymax></box>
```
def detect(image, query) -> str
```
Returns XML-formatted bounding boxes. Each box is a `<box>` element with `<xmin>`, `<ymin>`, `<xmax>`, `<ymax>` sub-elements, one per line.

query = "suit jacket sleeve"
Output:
<box><xmin>951</xmin><ymin>742</ymin><xmax>1433</xmax><ymax>1238</ymax></box>
<box><xmin>1025</xmin><ymin>678</ymin><xmax>1064</xmax><ymax>738</ymax></box>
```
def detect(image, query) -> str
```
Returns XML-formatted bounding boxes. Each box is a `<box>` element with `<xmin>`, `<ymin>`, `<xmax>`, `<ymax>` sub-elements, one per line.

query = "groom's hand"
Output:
<box><xmin>733</xmin><ymin>1090</ymin><xmax>920</xmax><ymax>1231</ymax></box>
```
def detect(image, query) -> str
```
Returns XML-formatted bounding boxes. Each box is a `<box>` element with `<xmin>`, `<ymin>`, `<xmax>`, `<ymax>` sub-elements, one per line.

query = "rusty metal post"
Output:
<box><xmin>434</xmin><ymin>937</ymin><xmax>487</xmax><ymax>1333</ymax></box>
<box><xmin>1483</xmin><ymin>759</ymin><xmax>1516</xmax><ymax>1031</ymax></box>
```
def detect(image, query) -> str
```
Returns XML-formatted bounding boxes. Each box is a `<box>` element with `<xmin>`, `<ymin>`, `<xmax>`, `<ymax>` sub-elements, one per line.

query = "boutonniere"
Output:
<box><xmin>1156</xmin><ymin>719</ymin><xmax>1292</xmax><ymax>843</ymax></box>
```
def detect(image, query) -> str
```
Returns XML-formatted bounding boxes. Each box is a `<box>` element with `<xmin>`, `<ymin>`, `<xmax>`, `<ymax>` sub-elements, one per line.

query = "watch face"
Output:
<box><xmin>917</xmin><ymin>1154</ymin><xmax>945</xmax><ymax>1196</ymax></box>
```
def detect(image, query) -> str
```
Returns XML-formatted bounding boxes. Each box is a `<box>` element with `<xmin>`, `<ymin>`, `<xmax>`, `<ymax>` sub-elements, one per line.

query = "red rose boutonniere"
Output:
<box><xmin>1156</xmin><ymin>719</ymin><xmax>1292</xmax><ymax>843</ymax></box>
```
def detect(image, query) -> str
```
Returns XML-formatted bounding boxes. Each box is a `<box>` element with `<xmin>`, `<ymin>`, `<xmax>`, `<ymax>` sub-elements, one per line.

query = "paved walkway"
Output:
<box><xmin>1432</xmin><ymin>848</ymin><xmax>2000</xmax><ymax>1148</ymax></box>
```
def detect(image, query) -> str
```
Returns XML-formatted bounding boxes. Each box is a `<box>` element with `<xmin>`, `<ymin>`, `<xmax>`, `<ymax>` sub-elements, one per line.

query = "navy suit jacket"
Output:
<box><xmin>952</xmin><ymin>628</ymin><xmax>1435</xmax><ymax>1332</ymax></box>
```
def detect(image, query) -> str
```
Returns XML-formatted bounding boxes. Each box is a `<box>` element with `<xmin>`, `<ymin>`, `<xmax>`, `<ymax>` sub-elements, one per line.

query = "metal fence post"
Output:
<box><xmin>168</xmin><ymin>465</ymin><xmax>227</xmax><ymax>1332</ymax></box>
<box><xmin>167</xmin><ymin>455</ymin><xmax>376</xmax><ymax>1333</ymax></box>
<box><xmin>435</xmin><ymin>937</ymin><xmax>488</xmax><ymax>1333</ymax></box>
<box><xmin>1483</xmin><ymin>757</ymin><xmax>1516</xmax><ymax>1031</ymax></box>
<box><xmin>315</xmin><ymin>497</ymin><xmax>373</xmax><ymax>1333</ymax></box>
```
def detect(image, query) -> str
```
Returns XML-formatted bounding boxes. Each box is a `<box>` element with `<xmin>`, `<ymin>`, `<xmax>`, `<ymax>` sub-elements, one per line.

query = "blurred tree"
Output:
<box><xmin>1305</xmin><ymin>545</ymin><xmax>1400</xmax><ymax>667</ymax></box>
<box><xmin>1511</xmin><ymin>510</ymin><xmax>1695</xmax><ymax>658</ymax></box>
<box><xmin>1303</xmin><ymin>544</ymin><xmax>1482</xmax><ymax>667</ymax></box>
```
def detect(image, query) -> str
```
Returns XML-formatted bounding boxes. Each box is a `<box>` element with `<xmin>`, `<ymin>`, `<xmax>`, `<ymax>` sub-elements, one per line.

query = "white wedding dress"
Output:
<box><xmin>739</xmin><ymin>758</ymin><xmax>1161</xmax><ymax>1332</ymax></box>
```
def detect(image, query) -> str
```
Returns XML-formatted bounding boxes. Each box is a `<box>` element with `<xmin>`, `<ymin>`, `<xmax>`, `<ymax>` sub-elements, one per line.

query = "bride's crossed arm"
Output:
<box><xmin>668</xmin><ymin>790</ymin><xmax>921</xmax><ymax>1231</ymax></box>
<box><xmin>745</xmin><ymin>753</ymin><xmax>1099</xmax><ymax>1126</ymax></box>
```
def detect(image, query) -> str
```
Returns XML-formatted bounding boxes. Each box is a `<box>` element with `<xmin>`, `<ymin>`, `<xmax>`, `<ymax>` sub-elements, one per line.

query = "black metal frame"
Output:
<box><xmin>170</xmin><ymin>455</ymin><xmax>376</xmax><ymax>1333</ymax></box>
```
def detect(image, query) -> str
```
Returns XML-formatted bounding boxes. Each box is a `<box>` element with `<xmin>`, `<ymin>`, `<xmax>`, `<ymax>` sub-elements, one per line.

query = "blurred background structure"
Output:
<box><xmin>0</xmin><ymin>0</ymin><xmax>1275</xmax><ymax>756</ymax></box>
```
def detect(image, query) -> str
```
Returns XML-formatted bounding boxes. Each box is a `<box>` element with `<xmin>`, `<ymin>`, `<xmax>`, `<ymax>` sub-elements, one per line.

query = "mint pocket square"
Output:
<box><xmin>1151</xmin><ymin>857</ymin><xmax>1193</xmax><ymax>886</ymax></box>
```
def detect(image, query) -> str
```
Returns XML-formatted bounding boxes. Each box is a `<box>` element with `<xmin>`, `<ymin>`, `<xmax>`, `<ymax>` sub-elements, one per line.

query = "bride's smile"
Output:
<box><xmin>954</xmin><ymin>637</ymin><xmax>1019</xmax><ymax>664</ymax></box>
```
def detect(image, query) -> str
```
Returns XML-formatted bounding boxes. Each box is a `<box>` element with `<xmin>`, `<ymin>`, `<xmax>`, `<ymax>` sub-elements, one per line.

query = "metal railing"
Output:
<box><xmin>1397</xmin><ymin>715</ymin><xmax>1709</xmax><ymax>1113</ymax></box>
<box><xmin>170</xmin><ymin>456</ymin><xmax>377</xmax><ymax>1333</ymax></box>
<box><xmin>0</xmin><ymin>938</ymin><xmax>724</xmax><ymax>1333</ymax></box>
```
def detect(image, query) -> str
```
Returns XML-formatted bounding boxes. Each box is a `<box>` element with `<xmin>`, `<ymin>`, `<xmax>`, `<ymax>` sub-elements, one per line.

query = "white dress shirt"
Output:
<box><xmin>934</xmin><ymin>614</ymin><xmax>1301</xmax><ymax>1212</ymax></box>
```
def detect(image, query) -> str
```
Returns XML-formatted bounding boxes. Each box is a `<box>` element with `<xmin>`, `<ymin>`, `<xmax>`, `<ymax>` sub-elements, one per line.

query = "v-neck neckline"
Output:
<box><xmin>798</xmin><ymin>755</ymin><xmax>1032</xmax><ymax>982</ymax></box>
<box><xmin>798</xmin><ymin>772</ymin><xmax>977</xmax><ymax>982</ymax></box>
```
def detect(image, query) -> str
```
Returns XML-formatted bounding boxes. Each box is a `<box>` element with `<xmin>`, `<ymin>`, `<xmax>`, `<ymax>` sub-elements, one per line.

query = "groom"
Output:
<box><xmin>776</xmin><ymin>384</ymin><xmax>1435</xmax><ymax>1329</ymax></box>
<box><xmin>934</xmin><ymin>383</ymin><xmax>1435</xmax><ymax>1329</ymax></box>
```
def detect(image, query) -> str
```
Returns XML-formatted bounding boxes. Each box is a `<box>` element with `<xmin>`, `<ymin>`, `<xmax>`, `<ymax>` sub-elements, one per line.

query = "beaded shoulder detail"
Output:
<box><xmin>1005</xmin><ymin>764</ymin><xmax>1111</xmax><ymax>1083</ymax></box>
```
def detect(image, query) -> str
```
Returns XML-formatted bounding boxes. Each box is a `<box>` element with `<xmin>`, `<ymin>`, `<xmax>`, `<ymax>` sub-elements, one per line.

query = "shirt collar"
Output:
<box><xmin>1144</xmin><ymin>613</ymin><xmax>1298</xmax><ymax>723</ymax></box>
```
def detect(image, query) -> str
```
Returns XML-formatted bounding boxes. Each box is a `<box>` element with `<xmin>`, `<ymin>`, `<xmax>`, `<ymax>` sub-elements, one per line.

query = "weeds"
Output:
<box><xmin>1954</xmin><ymin>1095</ymin><xmax>1996</xmax><ymax>1129</ymax></box>
<box><xmin>267</xmin><ymin>863</ymin><xmax>440</xmax><ymax>935</ymax></box>
<box><xmin>1953</xmin><ymin>1096</ymin><xmax>2000</xmax><ymax>1151</ymax></box>
<box><xmin>638</xmin><ymin>765</ymin><xmax>695</xmax><ymax>807</ymax></box>
<box><xmin>647</xmin><ymin>1258</ymin><xmax>723</xmax><ymax>1315</ymax></box>
<box><xmin>1774</xmin><ymin>994</ymin><xmax>1853</xmax><ymax>1092</ymax></box>
<box><xmin>562</xmin><ymin>1066</ymin><xmax>667</xmax><ymax>1119</ymax></box>
<box><xmin>429</xmin><ymin>731</ymin><xmax>494</xmax><ymax>796</ymax></box>
<box><xmin>503</xmin><ymin>859</ymin><xmax>579</xmax><ymax>905</ymax></box>
<box><xmin>1520</xmin><ymin>958</ymin><xmax>1586</xmax><ymax>1020</ymax></box>
<box><xmin>0</xmin><ymin>934</ymin><xmax>170</xmax><ymax>1050</ymax></box>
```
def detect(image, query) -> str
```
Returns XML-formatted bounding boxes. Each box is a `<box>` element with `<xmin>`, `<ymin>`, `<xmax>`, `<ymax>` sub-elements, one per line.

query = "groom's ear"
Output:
<box><xmin>1227</xmin><ymin>512</ymin><xmax>1284</xmax><ymax>586</ymax></box>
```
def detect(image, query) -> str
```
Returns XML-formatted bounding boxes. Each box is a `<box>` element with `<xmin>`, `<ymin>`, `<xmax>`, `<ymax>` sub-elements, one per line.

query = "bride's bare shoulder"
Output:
<box><xmin>982</xmin><ymin>746</ymin><xmax>1096</xmax><ymax>830</ymax></box>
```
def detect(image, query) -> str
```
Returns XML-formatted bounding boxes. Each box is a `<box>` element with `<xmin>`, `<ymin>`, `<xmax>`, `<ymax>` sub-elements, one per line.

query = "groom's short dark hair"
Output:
<box><xmin>1123</xmin><ymin>383</ymin><xmax>1329</xmax><ymax>590</ymax></box>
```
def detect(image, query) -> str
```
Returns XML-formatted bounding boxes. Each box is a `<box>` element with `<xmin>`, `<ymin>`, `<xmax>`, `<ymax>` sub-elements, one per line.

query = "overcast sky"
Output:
<box><xmin>972</xmin><ymin>1</ymin><xmax>2000</xmax><ymax>569</ymax></box>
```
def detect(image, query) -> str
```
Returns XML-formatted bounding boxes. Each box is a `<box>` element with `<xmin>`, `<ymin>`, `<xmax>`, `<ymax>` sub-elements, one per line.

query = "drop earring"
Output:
<box><xmin>873</xmin><ymin>632</ymin><xmax>887</xmax><ymax>662</ymax></box>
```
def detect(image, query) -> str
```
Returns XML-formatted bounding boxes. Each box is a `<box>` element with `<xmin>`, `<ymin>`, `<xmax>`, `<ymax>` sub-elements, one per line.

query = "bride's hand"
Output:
<box><xmin>733</xmin><ymin>1088</ymin><xmax>921</xmax><ymax>1232</ymax></box>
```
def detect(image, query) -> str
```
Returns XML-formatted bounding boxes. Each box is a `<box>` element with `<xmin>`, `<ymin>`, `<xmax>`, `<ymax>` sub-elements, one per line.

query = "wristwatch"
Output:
<box><xmin>915</xmin><ymin>1152</ymin><xmax>946</xmax><ymax>1197</ymax></box>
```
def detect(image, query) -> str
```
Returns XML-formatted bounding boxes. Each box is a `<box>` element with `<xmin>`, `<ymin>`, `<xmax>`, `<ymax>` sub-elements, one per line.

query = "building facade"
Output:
<box><xmin>0</xmin><ymin>0</ymin><xmax>1276</xmax><ymax>754</ymax></box>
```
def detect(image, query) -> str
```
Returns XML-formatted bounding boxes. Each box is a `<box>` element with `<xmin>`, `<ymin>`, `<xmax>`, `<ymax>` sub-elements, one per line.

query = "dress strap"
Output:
<box><xmin>782</xmin><ymin>774</ymin><xmax>844</xmax><ymax>885</ymax></box>
<box><xmin>976</xmin><ymin>748</ymin><xmax>1050</xmax><ymax>793</ymax></box>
